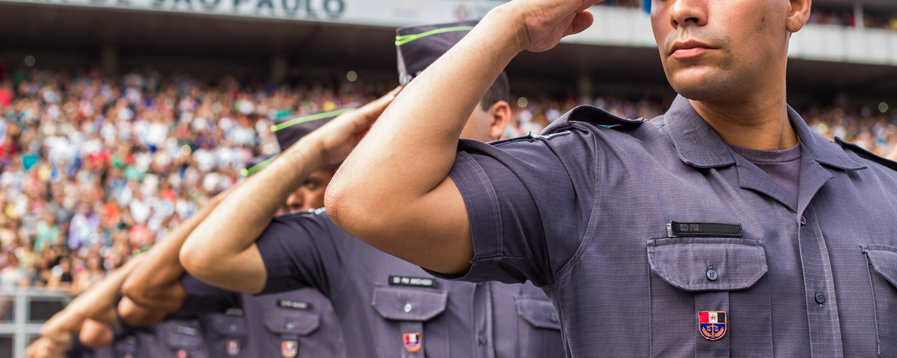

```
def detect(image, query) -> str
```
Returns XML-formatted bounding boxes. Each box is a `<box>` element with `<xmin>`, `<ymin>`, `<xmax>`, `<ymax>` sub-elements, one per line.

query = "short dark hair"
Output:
<box><xmin>480</xmin><ymin>71</ymin><xmax>509</xmax><ymax>111</ymax></box>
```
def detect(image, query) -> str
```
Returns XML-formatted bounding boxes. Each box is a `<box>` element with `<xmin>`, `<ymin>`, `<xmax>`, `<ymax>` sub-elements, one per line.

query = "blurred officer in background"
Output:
<box><xmin>25</xmin><ymin>257</ymin><xmax>152</xmax><ymax>358</ymax></box>
<box><xmin>179</xmin><ymin>23</ymin><xmax>565</xmax><ymax>358</ymax></box>
<box><xmin>120</xmin><ymin>114</ymin><xmax>349</xmax><ymax>358</ymax></box>
<box><xmin>326</xmin><ymin>0</ymin><xmax>897</xmax><ymax>357</ymax></box>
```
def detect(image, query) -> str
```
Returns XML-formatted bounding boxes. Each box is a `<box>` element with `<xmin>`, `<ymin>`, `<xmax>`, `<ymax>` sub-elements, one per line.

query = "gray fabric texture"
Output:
<box><xmin>439</xmin><ymin>95</ymin><xmax>897</xmax><ymax>357</ymax></box>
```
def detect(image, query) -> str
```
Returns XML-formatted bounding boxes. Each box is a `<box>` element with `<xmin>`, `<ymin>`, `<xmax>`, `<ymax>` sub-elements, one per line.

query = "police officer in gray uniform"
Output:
<box><xmin>180</xmin><ymin>28</ymin><xmax>564</xmax><ymax>358</ymax></box>
<box><xmin>122</xmin><ymin>117</ymin><xmax>347</xmax><ymax>358</ymax></box>
<box><xmin>327</xmin><ymin>0</ymin><xmax>897</xmax><ymax>357</ymax></box>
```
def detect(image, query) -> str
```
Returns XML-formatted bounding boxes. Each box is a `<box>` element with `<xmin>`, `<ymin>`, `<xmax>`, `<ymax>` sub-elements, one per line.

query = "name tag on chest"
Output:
<box><xmin>388</xmin><ymin>275</ymin><xmax>438</xmax><ymax>288</ymax></box>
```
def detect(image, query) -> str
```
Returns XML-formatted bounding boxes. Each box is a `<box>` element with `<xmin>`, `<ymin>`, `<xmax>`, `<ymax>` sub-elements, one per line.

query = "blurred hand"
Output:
<box><xmin>26</xmin><ymin>337</ymin><xmax>67</xmax><ymax>358</ymax></box>
<box><xmin>499</xmin><ymin>0</ymin><xmax>601</xmax><ymax>52</ymax></box>
<box><xmin>312</xmin><ymin>87</ymin><xmax>402</xmax><ymax>164</ymax></box>
<box><xmin>887</xmin><ymin>145</ymin><xmax>897</xmax><ymax>162</ymax></box>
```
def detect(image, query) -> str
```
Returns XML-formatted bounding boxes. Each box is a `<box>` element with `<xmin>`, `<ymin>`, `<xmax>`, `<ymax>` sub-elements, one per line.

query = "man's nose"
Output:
<box><xmin>669</xmin><ymin>0</ymin><xmax>707</xmax><ymax>28</ymax></box>
<box><xmin>286</xmin><ymin>193</ymin><xmax>304</xmax><ymax>212</ymax></box>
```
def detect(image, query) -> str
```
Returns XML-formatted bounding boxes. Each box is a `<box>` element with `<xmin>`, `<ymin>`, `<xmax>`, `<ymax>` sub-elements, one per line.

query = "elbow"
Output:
<box><xmin>178</xmin><ymin>238</ymin><xmax>216</xmax><ymax>283</ymax></box>
<box><xmin>325</xmin><ymin>188</ymin><xmax>394</xmax><ymax>250</ymax></box>
<box><xmin>120</xmin><ymin>277</ymin><xmax>154</xmax><ymax>310</ymax></box>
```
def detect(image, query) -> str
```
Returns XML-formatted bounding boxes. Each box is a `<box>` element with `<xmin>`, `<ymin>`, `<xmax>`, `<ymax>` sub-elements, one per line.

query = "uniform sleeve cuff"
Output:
<box><xmin>436</xmin><ymin>151</ymin><xmax>504</xmax><ymax>281</ymax></box>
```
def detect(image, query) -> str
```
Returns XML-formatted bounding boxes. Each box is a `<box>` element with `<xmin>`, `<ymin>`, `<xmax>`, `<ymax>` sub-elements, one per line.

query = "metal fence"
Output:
<box><xmin>0</xmin><ymin>289</ymin><xmax>72</xmax><ymax>358</ymax></box>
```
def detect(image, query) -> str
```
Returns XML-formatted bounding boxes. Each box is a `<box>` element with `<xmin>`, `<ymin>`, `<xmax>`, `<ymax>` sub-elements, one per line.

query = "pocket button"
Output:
<box><xmin>706</xmin><ymin>269</ymin><xmax>718</xmax><ymax>281</ymax></box>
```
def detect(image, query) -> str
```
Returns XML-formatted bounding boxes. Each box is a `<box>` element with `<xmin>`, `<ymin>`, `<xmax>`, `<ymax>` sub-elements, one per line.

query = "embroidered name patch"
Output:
<box><xmin>389</xmin><ymin>275</ymin><xmax>438</xmax><ymax>288</ymax></box>
<box><xmin>277</xmin><ymin>299</ymin><xmax>311</xmax><ymax>310</ymax></box>
<box><xmin>699</xmin><ymin>311</ymin><xmax>727</xmax><ymax>340</ymax></box>
<box><xmin>172</xmin><ymin>325</ymin><xmax>199</xmax><ymax>336</ymax></box>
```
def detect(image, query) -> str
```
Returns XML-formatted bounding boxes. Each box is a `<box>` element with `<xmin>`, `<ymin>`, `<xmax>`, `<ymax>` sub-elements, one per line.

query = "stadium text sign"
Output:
<box><xmin>2</xmin><ymin>0</ymin><xmax>502</xmax><ymax>27</ymax></box>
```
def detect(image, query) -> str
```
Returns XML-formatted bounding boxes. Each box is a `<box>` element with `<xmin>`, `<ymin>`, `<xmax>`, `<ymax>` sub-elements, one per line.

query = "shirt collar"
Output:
<box><xmin>664</xmin><ymin>95</ymin><xmax>864</xmax><ymax>171</ymax></box>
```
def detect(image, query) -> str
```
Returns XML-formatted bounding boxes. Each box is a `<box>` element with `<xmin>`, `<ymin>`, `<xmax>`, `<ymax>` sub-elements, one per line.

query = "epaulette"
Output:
<box><xmin>490</xmin><ymin>133</ymin><xmax>535</xmax><ymax>146</ymax></box>
<box><xmin>543</xmin><ymin>105</ymin><xmax>645</xmax><ymax>135</ymax></box>
<box><xmin>835</xmin><ymin>137</ymin><xmax>896</xmax><ymax>172</ymax></box>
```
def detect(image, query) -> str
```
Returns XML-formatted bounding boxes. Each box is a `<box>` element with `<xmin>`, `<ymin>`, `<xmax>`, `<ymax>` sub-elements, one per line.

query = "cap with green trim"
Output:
<box><xmin>271</xmin><ymin>108</ymin><xmax>354</xmax><ymax>151</ymax></box>
<box><xmin>241</xmin><ymin>154</ymin><xmax>277</xmax><ymax>177</ymax></box>
<box><xmin>396</xmin><ymin>21</ymin><xmax>477</xmax><ymax>86</ymax></box>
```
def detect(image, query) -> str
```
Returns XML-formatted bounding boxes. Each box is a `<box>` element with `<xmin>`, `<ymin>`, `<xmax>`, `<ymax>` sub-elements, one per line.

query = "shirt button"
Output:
<box><xmin>229</xmin><ymin>324</ymin><xmax>238</xmax><ymax>332</ymax></box>
<box><xmin>285</xmin><ymin>321</ymin><xmax>295</xmax><ymax>330</ymax></box>
<box><xmin>800</xmin><ymin>216</ymin><xmax>807</xmax><ymax>226</ymax></box>
<box><xmin>549</xmin><ymin>313</ymin><xmax>559</xmax><ymax>323</ymax></box>
<box><xmin>815</xmin><ymin>292</ymin><xmax>826</xmax><ymax>304</ymax></box>
<box><xmin>403</xmin><ymin>303</ymin><xmax>413</xmax><ymax>313</ymax></box>
<box><xmin>478</xmin><ymin>334</ymin><xmax>487</xmax><ymax>345</ymax></box>
<box><xmin>706</xmin><ymin>269</ymin><xmax>718</xmax><ymax>281</ymax></box>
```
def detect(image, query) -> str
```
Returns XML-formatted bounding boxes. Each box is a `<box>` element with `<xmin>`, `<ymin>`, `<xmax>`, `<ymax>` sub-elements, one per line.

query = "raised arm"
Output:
<box><xmin>121</xmin><ymin>189</ymin><xmax>230</xmax><ymax>311</ymax></box>
<box><xmin>29</xmin><ymin>256</ymin><xmax>145</xmax><ymax>356</ymax></box>
<box><xmin>325</xmin><ymin>0</ymin><xmax>598</xmax><ymax>275</ymax></box>
<box><xmin>180</xmin><ymin>89</ymin><xmax>399</xmax><ymax>294</ymax></box>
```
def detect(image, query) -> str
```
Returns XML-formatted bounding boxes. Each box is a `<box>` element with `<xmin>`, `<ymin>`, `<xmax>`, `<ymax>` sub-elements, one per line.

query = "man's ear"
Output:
<box><xmin>487</xmin><ymin>101</ymin><xmax>512</xmax><ymax>141</ymax></box>
<box><xmin>786</xmin><ymin>0</ymin><xmax>812</xmax><ymax>33</ymax></box>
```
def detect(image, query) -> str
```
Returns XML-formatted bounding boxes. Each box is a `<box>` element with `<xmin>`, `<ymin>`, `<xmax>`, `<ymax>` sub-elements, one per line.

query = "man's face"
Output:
<box><xmin>650</xmin><ymin>0</ymin><xmax>791</xmax><ymax>101</ymax></box>
<box><xmin>283</xmin><ymin>168</ymin><xmax>336</xmax><ymax>214</ymax></box>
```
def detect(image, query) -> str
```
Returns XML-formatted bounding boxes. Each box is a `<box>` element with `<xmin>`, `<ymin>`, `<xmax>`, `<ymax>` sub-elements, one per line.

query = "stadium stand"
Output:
<box><xmin>0</xmin><ymin>66</ymin><xmax>894</xmax><ymax>307</ymax></box>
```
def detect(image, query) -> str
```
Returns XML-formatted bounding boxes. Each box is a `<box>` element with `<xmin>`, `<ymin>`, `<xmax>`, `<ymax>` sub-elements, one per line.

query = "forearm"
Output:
<box><xmin>71</xmin><ymin>256</ymin><xmax>144</xmax><ymax>322</ymax></box>
<box><xmin>327</xmin><ymin>6</ymin><xmax>525</xmax><ymax>234</ymax></box>
<box><xmin>122</xmin><ymin>193</ymin><xmax>226</xmax><ymax>310</ymax></box>
<box><xmin>181</xmin><ymin>136</ymin><xmax>324</xmax><ymax>284</ymax></box>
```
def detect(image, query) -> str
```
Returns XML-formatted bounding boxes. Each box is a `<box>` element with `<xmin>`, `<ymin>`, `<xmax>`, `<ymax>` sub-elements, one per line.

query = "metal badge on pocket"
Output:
<box><xmin>699</xmin><ymin>311</ymin><xmax>727</xmax><ymax>340</ymax></box>
<box><xmin>403</xmin><ymin>332</ymin><xmax>422</xmax><ymax>353</ymax></box>
<box><xmin>281</xmin><ymin>340</ymin><xmax>298</xmax><ymax>358</ymax></box>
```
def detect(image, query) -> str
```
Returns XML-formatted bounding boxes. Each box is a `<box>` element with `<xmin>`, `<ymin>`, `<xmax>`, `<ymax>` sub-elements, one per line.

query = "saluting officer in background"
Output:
<box><xmin>120</xmin><ymin>114</ymin><xmax>351</xmax><ymax>358</ymax></box>
<box><xmin>179</xmin><ymin>23</ymin><xmax>565</xmax><ymax>358</ymax></box>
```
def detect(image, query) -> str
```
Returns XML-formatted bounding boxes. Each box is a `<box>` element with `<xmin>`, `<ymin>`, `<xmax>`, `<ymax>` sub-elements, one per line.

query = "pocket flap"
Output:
<box><xmin>371</xmin><ymin>286</ymin><xmax>447</xmax><ymax>321</ymax></box>
<box><xmin>516</xmin><ymin>297</ymin><xmax>560</xmax><ymax>330</ymax></box>
<box><xmin>206</xmin><ymin>313</ymin><xmax>248</xmax><ymax>337</ymax></box>
<box><xmin>648</xmin><ymin>238</ymin><xmax>767</xmax><ymax>291</ymax></box>
<box><xmin>160</xmin><ymin>320</ymin><xmax>204</xmax><ymax>349</ymax></box>
<box><xmin>865</xmin><ymin>246</ymin><xmax>897</xmax><ymax>288</ymax></box>
<box><xmin>262</xmin><ymin>309</ymin><xmax>321</xmax><ymax>336</ymax></box>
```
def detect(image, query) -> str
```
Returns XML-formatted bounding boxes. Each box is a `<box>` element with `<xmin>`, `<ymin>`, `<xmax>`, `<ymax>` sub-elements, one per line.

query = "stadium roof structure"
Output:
<box><xmin>2</xmin><ymin>0</ymin><xmax>897</xmax><ymax>99</ymax></box>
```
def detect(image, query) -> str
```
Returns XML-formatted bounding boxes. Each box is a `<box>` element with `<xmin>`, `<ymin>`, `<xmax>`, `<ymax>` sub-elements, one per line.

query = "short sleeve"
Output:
<box><xmin>439</xmin><ymin>129</ymin><xmax>598</xmax><ymax>287</ymax></box>
<box><xmin>177</xmin><ymin>273</ymin><xmax>241</xmax><ymax>315</ymax></box>
<box><xmin>255</xmin><ymin>212</ymin><xmax>348</xmax><ymax>297</ymax></box>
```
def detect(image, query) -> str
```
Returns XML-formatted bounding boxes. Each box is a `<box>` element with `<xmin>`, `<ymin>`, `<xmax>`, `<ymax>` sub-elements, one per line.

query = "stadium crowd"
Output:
<box><xmin>0</xmin><ymin>67</ymin><xmax>894</xmax><ymax>302</ymax></box>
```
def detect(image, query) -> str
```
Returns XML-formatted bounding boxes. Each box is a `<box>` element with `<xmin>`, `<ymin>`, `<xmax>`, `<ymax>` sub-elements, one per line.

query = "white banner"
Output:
<box><xmin>0</xmin><ymin>0</ymin><xmax>503</xmax><ymax>27</ymax></box>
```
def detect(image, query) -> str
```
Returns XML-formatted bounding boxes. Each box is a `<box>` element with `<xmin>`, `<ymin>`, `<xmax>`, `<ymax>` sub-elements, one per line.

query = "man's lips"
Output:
<box><xmin>669</xmin><ymin>40</ymin><xmax>715</xmax><ymax>59</ymax></box>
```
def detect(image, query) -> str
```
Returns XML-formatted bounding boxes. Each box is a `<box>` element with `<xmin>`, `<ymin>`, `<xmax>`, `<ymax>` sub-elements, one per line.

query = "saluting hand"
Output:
<box><xmin>26</xmin><ymin>337</ymin><xmax>67</xmax><ymax>358</ymax></box>
<box><xmin>312</xmin><ymin>86</ymin><xmax>402</xmax><ymax>165</ymax></box>
<box><xmin>498</xmin><ymin>0</ymin><xmax>601</xmax><ymax>53</ymax></box>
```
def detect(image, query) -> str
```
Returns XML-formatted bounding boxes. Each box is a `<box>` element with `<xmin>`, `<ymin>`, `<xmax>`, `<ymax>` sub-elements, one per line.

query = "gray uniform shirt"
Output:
<box><xmin>440</xmin><ymin>95</ymin><xmax>897</xmax><ymax>357</ymax></box>
<box><xmin>180</xmin><ymin>274</ymin><xmax>346</xmax><ymax>358</ymax></box>
<box><xmin>256</xmin><ymin>212</ymin><xmax>564</xmax><ymax>358</ymax></box>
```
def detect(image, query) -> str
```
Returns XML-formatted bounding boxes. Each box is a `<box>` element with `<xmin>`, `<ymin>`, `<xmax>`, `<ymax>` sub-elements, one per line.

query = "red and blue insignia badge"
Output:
<box><xmin>403</xmin><ymin>332</ymin><xmax>422</xmax><ymax>353</ymax></box>
<box><xmin>699</xmin><ymin>311</ymin><xmax>727</xmax><ymax>340</ymax></box>
<box><xmin>281</xmin><ymin>340</ymin><xmax>298</xmax><ymax>358</ymax></box>
<box><xmin>226</xmin><ymin>340</ymin><xmax>240</xmax><ymax>356</ymax></box>
<box><xmin>176</xmin><ymin>349</ymin><xmax>188</xmax><ymax>358</ymax></box>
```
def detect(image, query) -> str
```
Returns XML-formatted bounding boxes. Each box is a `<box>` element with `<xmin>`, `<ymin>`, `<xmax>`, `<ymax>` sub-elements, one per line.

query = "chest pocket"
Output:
<box><xmin>515</xmin><ymin>297</ymin><xmax>564</xmax><ymax>358</ymax></box>
<box><xmin>863</xmin><ymin>245</ymin><xmax>897</xmax><ymax>357</ymax></box>
<box><xmin>204</xmin><ymin>314</ymin><xmax>248</xmax><ymax>357</ymax></box>
<box><xmin>371</xmin><ymin>286</ymin><xmax>448</xmax><ymax>358</ymax></box>
<box><xmin>156</xmin><ymin>320</ymin><xmax>207</xmax><ymax>358</ymax></box>
<box><xmin>262</xmin><ymin>307</ymin><xmax>322</xmax><ymax>358</ymax></box>
<box><xmin>647</xmin><ymin>237</ymin><xmax>770</xmax><ymax>358</ymax></box>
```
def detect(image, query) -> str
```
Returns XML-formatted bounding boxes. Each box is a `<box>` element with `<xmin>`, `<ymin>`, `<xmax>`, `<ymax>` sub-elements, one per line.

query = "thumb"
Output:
<box><xmin>564</xmin><ymin>10</ymin><xmax>594</xmax><ymax>37</ymax></box>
